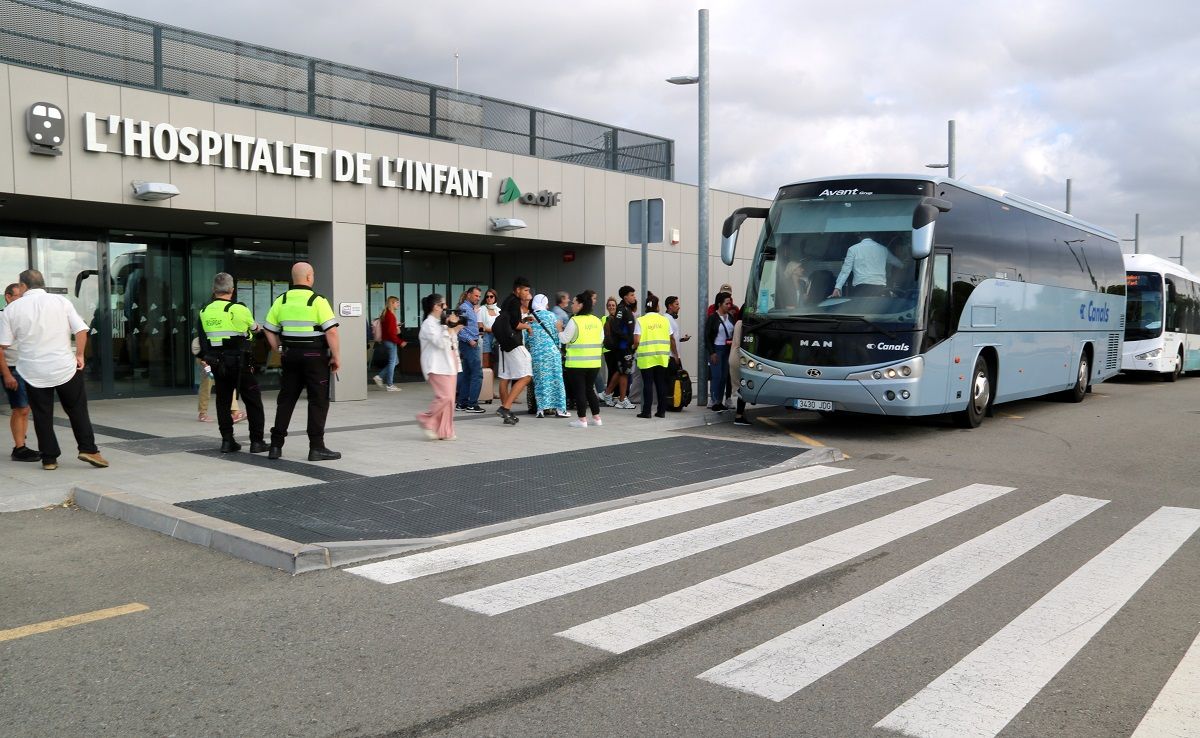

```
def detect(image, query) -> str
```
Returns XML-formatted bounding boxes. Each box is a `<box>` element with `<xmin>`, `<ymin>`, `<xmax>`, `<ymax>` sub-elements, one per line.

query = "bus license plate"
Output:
<box><xmin>791</xmin><ymin>399</ymin><xmax>833</xmax><ymax>412</ymax></box>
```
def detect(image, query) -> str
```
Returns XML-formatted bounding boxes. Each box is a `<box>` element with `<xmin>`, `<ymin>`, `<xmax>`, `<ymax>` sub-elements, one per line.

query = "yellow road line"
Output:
<box><xmin>759</xmin><ymin>417</ymin><xmax>826</xmax><ymax>448</ymax></box>
<box><xmin>0</xmin><ymin>603</ymin><xmax>148</xmax><ymax>643</ymax></box>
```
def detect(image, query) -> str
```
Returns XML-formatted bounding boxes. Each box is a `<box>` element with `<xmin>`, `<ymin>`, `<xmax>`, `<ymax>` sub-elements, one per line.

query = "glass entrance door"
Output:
<box><xmin>107</xmin><ymin>235</ymin><xmax>190</xmax><ymax>396</ymax></box>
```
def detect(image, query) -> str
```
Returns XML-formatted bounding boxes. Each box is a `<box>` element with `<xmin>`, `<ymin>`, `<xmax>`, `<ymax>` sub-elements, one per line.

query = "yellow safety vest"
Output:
<box><xmin>264</xmin><ymin>287</ymin><xmax>338</xmax><ymax>346</ymax></box>
<box><xmin>636</xmin><ymin>312</ymin><xmax>671</xmax><ymax>369</ymax></box>
<box><xmin>199</xmin><ymin>299</ymin><xmax>255</xmax><ymax>349</ymax></box>
<box><xmin>564</xmin><ymin>314</ymin><xmax>603</xmax><ymax>368</ymax></box>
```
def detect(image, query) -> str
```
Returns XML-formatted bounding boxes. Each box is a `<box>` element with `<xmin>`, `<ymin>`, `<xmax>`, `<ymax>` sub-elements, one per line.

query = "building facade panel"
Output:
<box><xmin>67</xmin><ymin>76</ymin><xmax>123</xmax><ymax>205</ymax></box>
<box><xmin>253</xmin><ymin>111</ymin><xmax>298</xmax><ymax>220</ymax></box>
<box><xmin>166</xmin><ymin>95</ymin><xmax>217</xmax><ymax>212</ymax></box>
<box><xmin>10</xmin><ymin>66</ymin><xmax>71</xmax><ymax>199</ymax></box>
<box><xmin>211</xmin><ymin>102</ymin><xmax>257</xmax><ymax>215</ymax></box>
<box><xmin>0</xmin><ymin>65</ymin><xmax>11</xmax><ymax>195</ymax></box>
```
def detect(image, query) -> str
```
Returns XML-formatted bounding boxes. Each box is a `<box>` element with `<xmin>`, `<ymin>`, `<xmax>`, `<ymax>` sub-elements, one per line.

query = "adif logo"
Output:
<box><xmin>26</xmin><ymin>102</ymin><xmax>65</xmax><ymax>156</ymax></box>
<box><xmin>868</xmin><ymin>342</ymin><xmax>911</xmax><ymax>351</ymax></box>
<box><xmin>497</xmin><ymin>177</ymin><xmax>562</xmax><ymax>207</ymax></box>
<box><xmin>1079</xmin><ymin>301</ymin><xmax>1110</xmax><ymax>322</ymax></box>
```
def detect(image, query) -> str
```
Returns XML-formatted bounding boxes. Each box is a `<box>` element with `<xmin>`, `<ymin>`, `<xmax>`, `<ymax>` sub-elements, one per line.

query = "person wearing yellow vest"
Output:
<box><xmin>560</xmin><ymin>291</ymin><xmax>604</xmax><ymax>428</ymax></box>
<box><xmin>197</xmin><ymin>272</ymin><xmax>265</xmax><ymax>454</ymax></box>
<box><xmin>262</xmin><ymin>262</ymin><xmax>342</xmax><ymax>461</ymax></box>
<box><xmin>631</xmin><ymin>292</ymin><xmax>676</xmax><ymax>418</ymax></box>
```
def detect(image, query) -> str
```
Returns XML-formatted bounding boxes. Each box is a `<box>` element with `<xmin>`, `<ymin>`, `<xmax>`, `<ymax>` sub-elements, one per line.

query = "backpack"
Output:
<box><xmin>371</xmin><ymin>317</ymin><xmax>383</xmax><ymax>342</ymax></box>
<box><xmin>668</xmin><ymin>368</ymin><xmax>693</xmax><ymax>411</ymax></box>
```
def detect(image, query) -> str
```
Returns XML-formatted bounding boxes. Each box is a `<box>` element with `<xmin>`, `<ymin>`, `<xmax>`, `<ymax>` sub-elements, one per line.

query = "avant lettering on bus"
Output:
<box><xmin>81</xmin><ymin>112</ymin><xmax>493</xmax><ymax>198</ymax></box>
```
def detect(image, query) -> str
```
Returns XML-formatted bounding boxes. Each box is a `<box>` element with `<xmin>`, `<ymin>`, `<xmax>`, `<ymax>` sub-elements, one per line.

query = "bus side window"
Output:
<box><xmin>927</xmin><ymin>252</ymin><xmax>952</xmax><ymax>347</ymax></box>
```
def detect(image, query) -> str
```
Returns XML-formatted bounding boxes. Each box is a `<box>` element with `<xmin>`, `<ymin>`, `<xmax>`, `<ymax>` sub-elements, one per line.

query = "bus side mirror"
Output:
<box><xmin>912</xmin><ymin>197</ymin><xmax>952</xmax><ymax>260</ymax></box>
<box><xmin>720</xmin><ymin>207</ymin><xmax>769</xmax><ymax>266</ymax></box>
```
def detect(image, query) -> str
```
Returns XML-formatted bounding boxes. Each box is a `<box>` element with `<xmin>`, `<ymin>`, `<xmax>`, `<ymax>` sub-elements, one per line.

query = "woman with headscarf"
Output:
<box><xmin>527</xmin><ymin>293</ymin><xmax>569</xmax><ymax>418</ymax></box>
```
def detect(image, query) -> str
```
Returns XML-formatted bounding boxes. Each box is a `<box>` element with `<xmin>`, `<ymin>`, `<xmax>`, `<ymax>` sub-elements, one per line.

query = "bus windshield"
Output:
<box><xmin>1125</xmin><ymin>271</ymin><xmax>1163</xmax><ymax>341</ymax></box>
<box><xmin>744</xmin><ymin>192</ymin><xmax>926</xmax><ymax>328</ymax></box>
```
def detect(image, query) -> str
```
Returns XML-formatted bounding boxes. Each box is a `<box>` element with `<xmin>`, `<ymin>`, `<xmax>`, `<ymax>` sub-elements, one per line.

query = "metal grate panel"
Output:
<box><xmin>1107</xmin><ymin>332</ymin><xmax>1121</xmax><ymax>371</ymax></box>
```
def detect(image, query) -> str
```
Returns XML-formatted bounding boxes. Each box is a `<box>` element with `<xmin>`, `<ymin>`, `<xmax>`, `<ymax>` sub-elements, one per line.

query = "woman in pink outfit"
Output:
<box><xmin>416</xmin><ymin>293</ymin><xmax>464</xmax><ymax>441</ymax></box>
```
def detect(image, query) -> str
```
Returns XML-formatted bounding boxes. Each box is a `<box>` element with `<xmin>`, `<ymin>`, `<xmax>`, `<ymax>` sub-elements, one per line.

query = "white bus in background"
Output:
<box><xmin>1122</xmin><ymin>253</ymin><xmax>1200</xmax><ymax>381</ymax></box>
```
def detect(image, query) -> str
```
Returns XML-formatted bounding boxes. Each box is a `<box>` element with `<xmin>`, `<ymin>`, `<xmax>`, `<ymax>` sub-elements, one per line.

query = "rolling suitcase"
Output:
<box><xmin>479</xmin><ymin>367</ymin><xmax>496</xmax><ymax>403</ymax></box>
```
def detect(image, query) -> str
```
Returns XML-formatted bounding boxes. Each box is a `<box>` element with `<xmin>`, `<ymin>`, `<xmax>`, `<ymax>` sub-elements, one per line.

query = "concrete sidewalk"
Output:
<box><xmin>1</xmin><ymin>383</ymin><xmax>838</xmax><ymax>573</ymax></box>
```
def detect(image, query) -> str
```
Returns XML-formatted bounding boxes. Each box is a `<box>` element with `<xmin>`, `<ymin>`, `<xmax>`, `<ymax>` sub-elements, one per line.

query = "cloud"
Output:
<box><xmin>82</xmin><ymin>0</ymin><xmax>1200</xmax><ymax>261</ymax></box>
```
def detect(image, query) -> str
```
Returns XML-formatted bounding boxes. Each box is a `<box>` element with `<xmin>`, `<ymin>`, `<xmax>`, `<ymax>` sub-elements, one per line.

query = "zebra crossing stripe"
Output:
<box><xmin>697</xmin><ymin>494</ymin><xmax>1108</xmax><ymax>702</ymax></box>
<box><xmin>878</xmin><ymin>506</ymin><xmax>1200</xmax><ymax>738</ymax></box>
<box><xmin>441</xmin><ymin>475</ymin><xmax>928</xmax><ymax>615</ymax></box>
<box><xmin>557</xmin><ymin>483</ymin><xmax>1016</xmax><ymax>654</ymax></box>
<box><xmin>1132</xmin><ymin>626</ymin><xmax>1200</xmax><ymax>738</ymax></box>
<box><xmin>345</xmin><ymin>465</ymin><xmax>852</xmax><ymax>584</ymax></box>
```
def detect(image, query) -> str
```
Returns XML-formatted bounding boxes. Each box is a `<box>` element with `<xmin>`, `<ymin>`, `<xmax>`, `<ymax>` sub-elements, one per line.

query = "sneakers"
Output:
<box><xmin>636</xmin><ymin>412</ymin><xmax>652</xmax><ymax>419</ymax></box>
<box><xmin>733</xmin><ymin>416</ymin><xmax>752</xmax><ymax>426</ymax></box>
<box><xmin>385</xmin><ymin>385</ymin><xmax>401</xmax><ymax>392</ymax></box>
<box><xmin>600</xmin><ymin>392</ymin><xmax>615</xmax><ymax>407</ymax></box>
<box><xmin>77</xmin><ymin>451</ymin><xmax>109</xmax><ymax>468</ymax></box>
<box><xmin>372</xmin><ymin>375</ymin><xmax>384</xmax><ymax>387</ymax></box>
<box><xmin>589</xmin><ymin>415</ymin><xmax>603</xmax><ymax>427</ymax></box>
<box><xmin>710</xmin><ymin>403</ymin><xmax>728</xmax><ymax>412</ymax></box>
<box><xmin>463</xmin><ymin>405</ymin><xmax>486</xmax><ymax>414</ymax></box>
<box><xmin>503</xmin><ymin>414</ymin><xmax>520</xmax><ymax>426</ymax></box>
<box><xmin>567</xmin><ymin>418</ymin><xmax>588</xmax><ymax>428</ymax></box>
<box><xmin>11</xmin><ymin>446</ymin><xmax>40</xmax><ymax>462</ymax></box>
<box><xmin>198</xmin><ymin>412</ymin><xmax>212</xmax><ymax>423</ymax></box>
<box><xmin>42</xmin><ymin>459</ymin><xmax>57</xmax><ymax>471</ymax></box>
<box><xmin>535</xmin><ymin>410</ymin><xmax>545</xmax><ymax>419</ymax></box>
<box><xmin>231</xmin><ymin>411</ymin><xmax>247</xmax><ymax>423</ymax></box>
<box><xmin>615</xmin><ymin>398</ymin><xmax>635</xmax><ymax>410</ymax></box>
<box><xmin>422</xmin><ymin>428</ymin><xmax>438</xmax><ymax>440</ymax></box>
<box><xmin>554</xmin><ymin>409</ymin><xmax>570</xmax><ymax>418</ymax></box>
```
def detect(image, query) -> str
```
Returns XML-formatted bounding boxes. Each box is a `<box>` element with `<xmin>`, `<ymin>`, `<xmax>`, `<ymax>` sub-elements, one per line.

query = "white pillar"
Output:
<box><xmin>307</xmin><ymin>221</ymin><xmax>366</xmax><ymax>401</ymax></box>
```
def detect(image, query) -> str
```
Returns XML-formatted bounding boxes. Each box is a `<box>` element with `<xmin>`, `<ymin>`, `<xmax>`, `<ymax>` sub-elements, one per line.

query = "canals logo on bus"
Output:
<box><xmin>868</xmin><ymin>342</ymin><xmax>910</xmax><ymax>351</ymax></box>
<box><xmin>1079</xmin><ymin>301</ymin><xmax>1110</xmax><ymax>323</ymax></box>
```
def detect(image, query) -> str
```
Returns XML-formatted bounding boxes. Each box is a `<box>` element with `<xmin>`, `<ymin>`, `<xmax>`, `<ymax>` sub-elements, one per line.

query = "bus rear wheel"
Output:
<box><xmin>1066</xmin><ymin>352</ymin><xmax>1089</xmax><ymax>402</ymax></box>
<box><xmin>954</xmin><ymin>355</ymin><xmax>991</xmax><ymax>428</ymax></box>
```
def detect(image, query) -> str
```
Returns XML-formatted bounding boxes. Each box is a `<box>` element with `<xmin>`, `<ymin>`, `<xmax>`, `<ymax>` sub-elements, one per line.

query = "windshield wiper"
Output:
<box><xmin>819</xmin><ymin>314</ymin><xmax>899</xmax><ymax>339</ymax></box>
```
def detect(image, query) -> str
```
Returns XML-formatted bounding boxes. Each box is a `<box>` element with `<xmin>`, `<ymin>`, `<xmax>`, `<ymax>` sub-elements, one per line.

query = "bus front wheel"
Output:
<box><xmin>1164</xmin><ymin>351</ymin><xmax>1182</xmax><ymax>382</ymax></box>
<box><xmin>954</xmin><ymin>355</ymin><xmax>991</xmax><ymax>428</ymax></box>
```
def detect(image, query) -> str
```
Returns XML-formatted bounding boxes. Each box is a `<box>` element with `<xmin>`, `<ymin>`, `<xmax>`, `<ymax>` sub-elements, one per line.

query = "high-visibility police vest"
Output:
<box><xmin>635</xmin><ymin>312</ymin><xmax>672</xmax><ymax>369</ymax></box>
<box><xmin>263</xmin><ymin>286</ymin><xmax>338</xmax><ymax>347</ymax></box>
<box><xmin>564</xmin><ymin>314</ymin><xmax>603</xmax><ymax>369</ymax></box>
<box><xmin>199</xmin><ymin>299</ymin><xmax>255</xmax><ymax>351</ymax></box>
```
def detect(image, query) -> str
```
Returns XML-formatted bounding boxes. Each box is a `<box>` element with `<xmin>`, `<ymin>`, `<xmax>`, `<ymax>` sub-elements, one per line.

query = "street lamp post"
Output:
<box><xmin>925</xmin><ymin>119</ymin><xmax>956</xmax><ymax>179</ymax></box>
<box><xmin>667</xmin><ymin>8</ymin><xmax>710</xmax><ymax>407</ymax></box>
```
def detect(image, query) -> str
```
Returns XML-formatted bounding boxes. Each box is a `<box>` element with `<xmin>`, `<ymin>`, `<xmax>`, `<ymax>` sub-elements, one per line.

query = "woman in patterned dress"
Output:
<box><xmin>528</xmin><ymin>294</ymin><xmax>569</xmax><ymax>418</ymax></box>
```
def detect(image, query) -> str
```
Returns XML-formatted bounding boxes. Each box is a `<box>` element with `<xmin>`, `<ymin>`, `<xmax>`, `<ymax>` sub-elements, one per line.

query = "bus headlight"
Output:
<box><xmin>848</xmin><ymin>357</ymin><xmax>924</xmax><ymax>381</ymax></box>
<box><xmin>1135</xmin><ymin>348</ymin><xmax>1162</xmax><ymax>360</ymax></box>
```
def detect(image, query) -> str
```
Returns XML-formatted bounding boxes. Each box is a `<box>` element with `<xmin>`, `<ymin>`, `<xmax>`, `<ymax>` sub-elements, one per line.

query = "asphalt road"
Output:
<box><xmin>2</xmin><ymin>372</ymin><xmax>1197</xmax><ymax>737</ymax></box>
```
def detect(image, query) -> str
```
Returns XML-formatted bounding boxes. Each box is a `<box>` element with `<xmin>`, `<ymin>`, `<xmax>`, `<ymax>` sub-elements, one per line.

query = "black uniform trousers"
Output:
<box><xmin>639</xmin><ymin>365</ymin><xmax>669</xmax><ymax>416</ymax></box>
<box><xmin>210</xmin><ymin>351</ymin><xmax>264</xmax><ymax>444</ymax></box>
<box><xmin>270</xmin><ymin>347</ymin><xmax>331</xmax><ymax>448</ymax></box>
<box><xmin>26</xmin><ymin>370</ymin><xmax>98</xmax><ymax>463</ymax></box>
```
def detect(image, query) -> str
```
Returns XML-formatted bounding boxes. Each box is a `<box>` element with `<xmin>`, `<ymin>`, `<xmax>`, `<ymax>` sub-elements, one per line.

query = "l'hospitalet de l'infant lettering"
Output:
<box><xmin>82</xmin><ymin>112</ymin><xmax>493</xmax><ymax>197</ymax></box>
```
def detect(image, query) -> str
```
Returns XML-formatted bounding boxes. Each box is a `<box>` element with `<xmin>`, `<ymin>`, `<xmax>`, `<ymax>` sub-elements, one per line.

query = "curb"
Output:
<box><xmin>72</xmin><ymin>444</ymin><xmax>844</xmax><ymax>575</ymax></box>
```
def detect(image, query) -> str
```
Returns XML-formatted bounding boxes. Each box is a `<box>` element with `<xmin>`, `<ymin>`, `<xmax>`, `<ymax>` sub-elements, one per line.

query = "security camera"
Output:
<box><xmin>489</xmin><ymin>217</ymin><xmax>527</xmax><ymax>231</ymax></box>
<box><xmin>130</xmin><ymin>181</ymin><xmax>180</xmax><ymax>201</ymax></box>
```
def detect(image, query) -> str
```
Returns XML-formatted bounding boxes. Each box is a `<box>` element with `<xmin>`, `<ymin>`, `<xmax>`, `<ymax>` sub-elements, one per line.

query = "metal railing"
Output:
<box><xmin>0</xmin><ymin>0</ymin><xmax>673</xmax><ymax>179</ymax></box>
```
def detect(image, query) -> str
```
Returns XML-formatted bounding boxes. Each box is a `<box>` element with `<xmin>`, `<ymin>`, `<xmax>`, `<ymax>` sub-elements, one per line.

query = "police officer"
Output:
<box><xmin>632</xmin><ymin>292</ymin><xmax>675</xmax><ymax>418</ymax></box>
<box><xmin>197</xmin><ymin>272</ymin><xmax>266</xmax><ymax>453</ymax></box>
<box><xmin>262</xmin><ymin>262</ymin><xmax>342</xmax><ymax>461</ymax></box>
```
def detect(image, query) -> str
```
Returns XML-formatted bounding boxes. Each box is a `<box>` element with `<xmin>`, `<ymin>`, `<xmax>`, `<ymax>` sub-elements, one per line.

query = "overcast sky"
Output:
<box><xmin>86</xmin><ymin>0</ymin><xmax>1200</xmax><ymax>262</ymax></box>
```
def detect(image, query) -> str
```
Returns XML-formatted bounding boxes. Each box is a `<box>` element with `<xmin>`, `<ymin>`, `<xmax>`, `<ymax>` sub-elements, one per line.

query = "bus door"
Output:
<box><xmin>924</xmin><ymin>249</ymin><xmax>953</xmax><ymax>412</ymax></box>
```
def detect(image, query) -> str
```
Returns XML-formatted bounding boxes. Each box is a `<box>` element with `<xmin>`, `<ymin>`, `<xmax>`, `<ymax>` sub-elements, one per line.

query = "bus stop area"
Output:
<box><xmin>0</xmin><ymin>387</ymin><xmax>837</xmax><ymax>573</ymax></box>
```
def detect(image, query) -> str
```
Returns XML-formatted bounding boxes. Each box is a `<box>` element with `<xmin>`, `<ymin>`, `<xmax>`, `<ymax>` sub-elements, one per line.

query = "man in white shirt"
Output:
<box><xmin>830</xmin><ymin>234</ymin><xmax>903</xmax><ymax>298</ymax></box>
<box><xmin>0</xmin><ymin>283</ymin><xmax>40</xmax><ymax>462</ymax></box>
<box><xmin>664</xmin><ymin>296</ymin><xmax>691</xmax><ymax>362</ymax></box>
<box><xmin>0</xmin><ymin>270</ymin><xmax>107</xmax><ymax>470</ymax></box>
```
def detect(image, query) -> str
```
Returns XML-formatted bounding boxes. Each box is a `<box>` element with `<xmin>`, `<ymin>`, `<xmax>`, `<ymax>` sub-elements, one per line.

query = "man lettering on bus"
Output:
<box><xmin>830</xmin><ymin>233</ymin><xmax>902</xmax><ymax>298</ymax></box>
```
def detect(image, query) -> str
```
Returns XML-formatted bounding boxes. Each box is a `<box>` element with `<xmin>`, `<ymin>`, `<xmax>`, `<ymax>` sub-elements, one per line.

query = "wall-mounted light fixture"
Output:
<box><xmin>130</xmin><ymin>181</ymin><xmax>180</xmax><ymax>201</ymax></box>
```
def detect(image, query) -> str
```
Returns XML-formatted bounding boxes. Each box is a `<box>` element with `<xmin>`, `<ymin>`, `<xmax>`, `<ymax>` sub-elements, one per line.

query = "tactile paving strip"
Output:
<box><xmin>178</xmin><ymin>437</ymin><xmax>801</xmax><ymax>542</ymax></box>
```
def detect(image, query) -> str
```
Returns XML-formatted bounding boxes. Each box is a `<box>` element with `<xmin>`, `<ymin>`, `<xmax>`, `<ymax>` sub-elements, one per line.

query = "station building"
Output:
<box><xmin>0</xmin><ymin>0</ymin><xmax>766</xmax><ymax>400</ymax></box>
